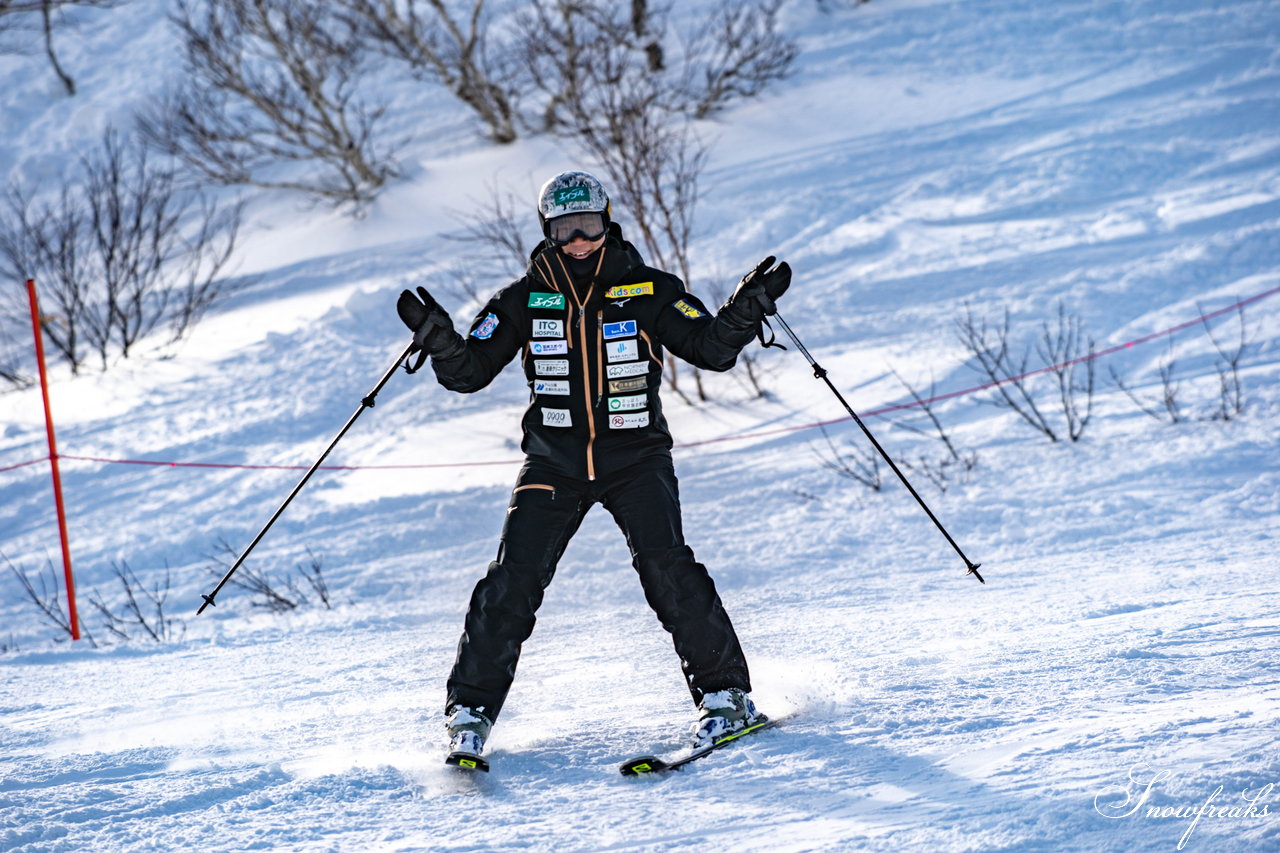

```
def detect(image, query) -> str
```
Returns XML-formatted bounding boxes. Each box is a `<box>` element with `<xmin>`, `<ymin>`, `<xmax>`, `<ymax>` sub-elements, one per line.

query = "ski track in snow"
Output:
<box><xmin>2</xmin><ymin>0</ymin><xmax>1279</xmax><ymax>850</ymax></box>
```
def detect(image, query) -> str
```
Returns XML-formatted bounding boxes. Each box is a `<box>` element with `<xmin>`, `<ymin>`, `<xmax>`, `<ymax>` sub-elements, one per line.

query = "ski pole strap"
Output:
<box><xmin>756</xmin><ymin>316</ymin><xmax>787</xmax><ymax>350</ymax></box>
<box><xmin>402</xmin><ymin>346</ymin><xmax>429</xmax><ymax>375</ymax></box>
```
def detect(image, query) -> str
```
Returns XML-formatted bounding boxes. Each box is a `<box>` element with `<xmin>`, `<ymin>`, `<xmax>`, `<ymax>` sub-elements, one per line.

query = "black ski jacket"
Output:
<box><xmin>430</xmin><ymin>227</ymin><xmax>758</xmax><ymax>481</ymax></box>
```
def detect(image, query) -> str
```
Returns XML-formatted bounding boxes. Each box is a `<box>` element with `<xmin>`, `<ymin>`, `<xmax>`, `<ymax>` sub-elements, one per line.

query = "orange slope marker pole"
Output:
<box><xmin>26</xmin><ymin>278</ymin><xmax>80</xmax><ymax>640</ymax></box>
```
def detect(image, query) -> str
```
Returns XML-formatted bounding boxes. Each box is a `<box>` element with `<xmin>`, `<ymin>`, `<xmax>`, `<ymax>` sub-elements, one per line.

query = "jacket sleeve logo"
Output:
<box><xmin>471</xmin><ymin>312</ymin><xmax>500</xmax><ymax>339</ymax></box>
<box><xmin>671</xmin><ymin>299</ymin><xmax>703</xmax><ymax>319</ymax></box>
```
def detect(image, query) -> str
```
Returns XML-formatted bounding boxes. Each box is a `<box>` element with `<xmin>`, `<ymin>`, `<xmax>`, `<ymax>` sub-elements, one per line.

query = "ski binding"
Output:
<box><xmin>619</xmin><ymin>715</ymin><xmax>778</xmax><ymax>776</ymax></box>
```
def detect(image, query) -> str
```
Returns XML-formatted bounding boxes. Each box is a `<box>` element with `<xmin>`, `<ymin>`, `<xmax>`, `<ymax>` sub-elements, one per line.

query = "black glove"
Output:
<box><xmin>396</xmin><ymin>286</ymin><xmax>458</xmax><ymax>355</ymax></box>
<box><xmin>722</xmin><ymin>256</ymin><xmax>792</xmax><ymax>324</ymax></box>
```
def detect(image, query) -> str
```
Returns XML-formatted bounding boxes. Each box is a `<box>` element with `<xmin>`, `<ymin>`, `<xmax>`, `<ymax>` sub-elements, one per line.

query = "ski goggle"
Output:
<box><xmin>547</xmin><ymin>212</ymin><xmax>607</xmax><ymax>245</ymax></box>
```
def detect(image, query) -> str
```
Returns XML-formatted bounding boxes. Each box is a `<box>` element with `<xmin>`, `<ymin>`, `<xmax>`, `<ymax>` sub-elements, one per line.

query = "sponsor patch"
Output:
<box><xmin>605</xmin><ymin>282</ymin><xmax>654</xmax><ymax>300</ymax></box>
<box><xmin>542</xmin><ymin>408</ymin><xmax>572</xmax><ymax>427</ymax></box>
<box><xmin>606</xmin><ymin>361</ymin><xmax>649</xmax><ymax>379</ymax></box>
<box><xmin>603</xmin><ymin>320</ymin><xmax>637</xmax><ymax>340</ymax></box>
<box><xmin>530</xmin><ymin>340</ymin><xmax>568</xmax><ymax>355</ymax></box>
<box><xmin>606</xmin><ymin>339</ymin><xmax>639</xmax><ymax>363</ymax></box>
<box><xmin>534</xmin><ymin>379</ymin><xmax>570</xmax><ymax>396</ymax></box>
<box><xmin>609</xmin><ymin>412</ymin><xmax>651</xmax><ymax>430</ymax></box>
<box><xmin>471</xmin><ymin>312</ymin><xmax>500</xmax><ymax>339</ymax></box>
<box><xmin>528</xmin><ymin>292</ymin><xmax>565</xmax><ymax>309</ymax></box>
<box><xmin>535</xmin><ymin>359</ymin><xmax>570</xmax><ymax>376</ymax></box>
<box><xmin>533</xmin><ymin>318</ymin><xmax>564</xmax><ymax>338</ymax></box>
<box><xmin>672</xmin><ymin>299</ymin><xmax>703</xmax><ymax>319</ymax></box>
<box><xmin>554</xmin><ymin>185</ymin><xmax>590</xmax><ymax>206</ymax></box>
<box><xmin>608</xmin><ymin>376</ymin><xmax>647</xmax><ymax>393</ymax></box>
<box><xmin>607</xmin><ymin>393</ymin><xmax>646</xmax><ymax>412</ymax></box>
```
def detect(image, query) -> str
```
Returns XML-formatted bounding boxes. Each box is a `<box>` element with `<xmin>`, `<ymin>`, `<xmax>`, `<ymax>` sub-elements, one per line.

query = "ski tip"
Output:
<box><xmin>620</xmin><ymin>755</ymin><xmax>669</xmax><ymax>777</ymax></box>
<box><xmin>445</xmin><ymin>751</ymin><xmax>490</xmax><ymax>773</ymax></box>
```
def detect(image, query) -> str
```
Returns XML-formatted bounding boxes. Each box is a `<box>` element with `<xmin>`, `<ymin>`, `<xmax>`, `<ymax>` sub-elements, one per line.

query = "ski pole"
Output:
<box><xmin>772</xmin><ymin>312</ymin><xmax>985</xmax><ymax>584</ymax></box>
<box><xmin>197</xmin><ymin>339</ymin><xmax>419</xmax><ymax>614</ymax></box>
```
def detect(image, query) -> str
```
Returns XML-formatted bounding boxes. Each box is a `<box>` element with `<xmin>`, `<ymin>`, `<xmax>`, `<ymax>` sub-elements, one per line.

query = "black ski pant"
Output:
<box><xmin>445</xmin><ymin>456</ymin><xmax>751</xmax><ymax>721</ymax></box>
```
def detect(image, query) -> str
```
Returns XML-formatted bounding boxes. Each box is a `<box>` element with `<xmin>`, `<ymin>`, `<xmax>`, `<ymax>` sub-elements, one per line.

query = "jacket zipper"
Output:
<box><xmin>579</xmin><ymin>296</ymin><xmax>597</xmax><ymax>480</ymax></box>
<box><xmin>595</xmin><ymin>310</ymin><xmax>604</xmax><ymax>409</ymax></box>
<box><xmin>551</xmin><ymin>251</ymin><xmax>601</xmax><ymax>481</ymax></box>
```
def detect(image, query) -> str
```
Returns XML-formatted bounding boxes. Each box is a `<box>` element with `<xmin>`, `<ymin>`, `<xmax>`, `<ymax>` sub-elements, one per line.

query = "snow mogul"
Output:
<box><xmin>396</xmin><ymin>170</ymin><xmax>791</xmax><ymax>768</ymax></box>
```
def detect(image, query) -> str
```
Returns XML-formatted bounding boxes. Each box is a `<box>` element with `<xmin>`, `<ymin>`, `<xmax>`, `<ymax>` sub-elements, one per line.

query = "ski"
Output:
<box><xmin>445</xmin><ymin>751</ymin><xmax>490</xmax><ymax>773</ymax></box>
<box><xmin>619</xmin><ymin>716</ymin><xmax>779</xmax><ymax>776</ymax></box>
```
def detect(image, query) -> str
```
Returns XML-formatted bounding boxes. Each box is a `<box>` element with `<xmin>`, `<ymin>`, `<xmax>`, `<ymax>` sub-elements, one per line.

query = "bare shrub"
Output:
<box><xmin>1111</xmin><ymin>305</ymin><xmax>1253</xmax><ymax>424</ymax></box>
<box><xmin>1110</xmin><ymin>339</ymin><xmax>1184</xmax><ymax>424</ymax></box>
<box><xmin>812</xmin><ymin>423</ymin><xmax>882</xmax><ymax>491</ymax></box>
<box><xmin>891</xmin><ymin>369</ymin><xmax>978</xmax><ymax>493</ymax></box>
<box><xmin>956</xmin><ymin>301</ymin><xmax>1095</xmax><ymax>443</ymax></box>
<box><xmin>0</xmin><ymin>321</ymin><xmax>33</xmax><ymax>389</ymax></box>
<box><xmin>679</xmin><ymin>0</ymin><xmax>797</xmax><ymax>119</ymax></box>
<box><xmin>0</xmin><ymin>0</ymin><xmax>124</xmax><ymax>95</ymax></box>
<box><xmin>207</xmin><ymin>540</ymin><xmax>333</xmax><ymax>614</ymax></box>
<box><xmin>445</xmin><ymin>182</ymin><xmax>530</xmax><ymax>278</ymax></box>
<box><xmin>87</xmin><ymin>560</ymin><xmax>184</xmax><ymax>643</ymax></box>
<box><xmin>142</xmin><ymin>0</ymin><xmax>396</xmax><ymax>210</ymax></box>
<box><xmin>4</xmin><ymin>552</ymin><xmax>96</xmax><ymax>645</ymax></box>
<box><xmin>0</xmin><ymin>128</ymin><xmax>243</xmax><ymax>373</ymax></box>
<box><xmin>1202</xmin><ymin>304</ymin><xmax>1251</xmax><ymax>421</ymax></box>
<box><xmin>335</xmin><ymin>0</ymin><xmax>520</xmax><ymax>144</ymax></box>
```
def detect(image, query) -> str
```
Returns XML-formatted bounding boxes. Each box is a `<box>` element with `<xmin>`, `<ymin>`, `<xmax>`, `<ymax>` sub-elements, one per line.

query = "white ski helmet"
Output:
<box><xmin>537</xmin><ymin>170</ymin><xmax>610</xmax><ymax>236</ymax></box>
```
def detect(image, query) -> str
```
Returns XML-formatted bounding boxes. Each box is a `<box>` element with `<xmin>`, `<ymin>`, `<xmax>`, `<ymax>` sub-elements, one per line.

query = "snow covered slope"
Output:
<box><xmin>2</xmin><ymin>0</ymin><xmax>1278</xmax><ymax>850</ymax></box>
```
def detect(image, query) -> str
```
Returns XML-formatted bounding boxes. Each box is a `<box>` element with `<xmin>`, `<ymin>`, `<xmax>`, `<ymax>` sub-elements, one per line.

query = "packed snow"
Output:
<box><xmin>2</xmin><ymin>0</ymin><xmax>1278</xmax><ymax>851</ymax></box>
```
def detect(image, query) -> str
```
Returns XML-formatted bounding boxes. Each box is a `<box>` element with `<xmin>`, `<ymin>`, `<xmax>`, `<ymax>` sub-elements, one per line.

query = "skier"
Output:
<box><xmin>396</xmin><ymin>170</ymin><xmax>791</xmax><ymax>764</ymax></box>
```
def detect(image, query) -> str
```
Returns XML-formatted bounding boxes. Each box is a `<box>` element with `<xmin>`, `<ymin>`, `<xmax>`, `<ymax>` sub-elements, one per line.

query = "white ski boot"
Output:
<box><xmin>445</xmin><ymin>706</ymin><xmax>492</xmax><ymax>769</ymax></box>
<box><xmin>690</xmin><ymin>688</ymin><xmax>763</xmax><ymax>748</ymax></box>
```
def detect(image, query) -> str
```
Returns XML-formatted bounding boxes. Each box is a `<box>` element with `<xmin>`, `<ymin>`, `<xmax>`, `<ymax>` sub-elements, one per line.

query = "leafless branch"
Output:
<box><xmin>679</xmin><ymin>0</ymin><xmax>797</xmax><ymax>119</ymax></box>
<box><xmin>4</xmin><ymin>552</ymin><xmax>96</xmax><ymax>645</ymax></box>
<box><xmin>0</xmin><ymin>128</ymin><xmax>245</xmax><ymax>372</ymax></box>
<box><xmin>335</xmin><ymin>0</ymin><xmax>520</xmax><ymax>143</ymax></box>
<box><xmin>86</xmin><ymin>560</ymin><xmax>184</xmax><ymax>643</ymax></box>
<box><xmin>956</xmin><ymin>301</ymin><xmax>1095</xmax><ymax>442</ymax></box>
<box><xmin>207</xmin><ymin>538</ymin><xmax>331</xmax><ymax>614</ymax></box>
<box><xmin>891</xmin><ymin>369</ymin><xmax>978</xmax><ymax>493</ymax></box>
<box><xmin>141</xmin><ymin>0</ymin><xmax>397</xmax><ymax>210</ymax></box>
<box><xmin>811</xmin><ymin>423</ymin><xmax>882</xmax><ymax>491</ymax></box>
<box><xmin>0</xmin><ymin>1</ymin><xmax>124</xmax><ymax>95</ymax></box>
<box><xmin>442</xmin><ymin>180</ymin><xmax>531</xmax><ymax>281</ymax></box>
<box><xmin>1109</xmin><ymin>339</ymin><xmax>1184</xmax><ymax>424</ymax></box>
<box><xmin>1200</xmin><ymin>303</ymin><xmax>1251</xmax><ymax>421</ymax></box>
